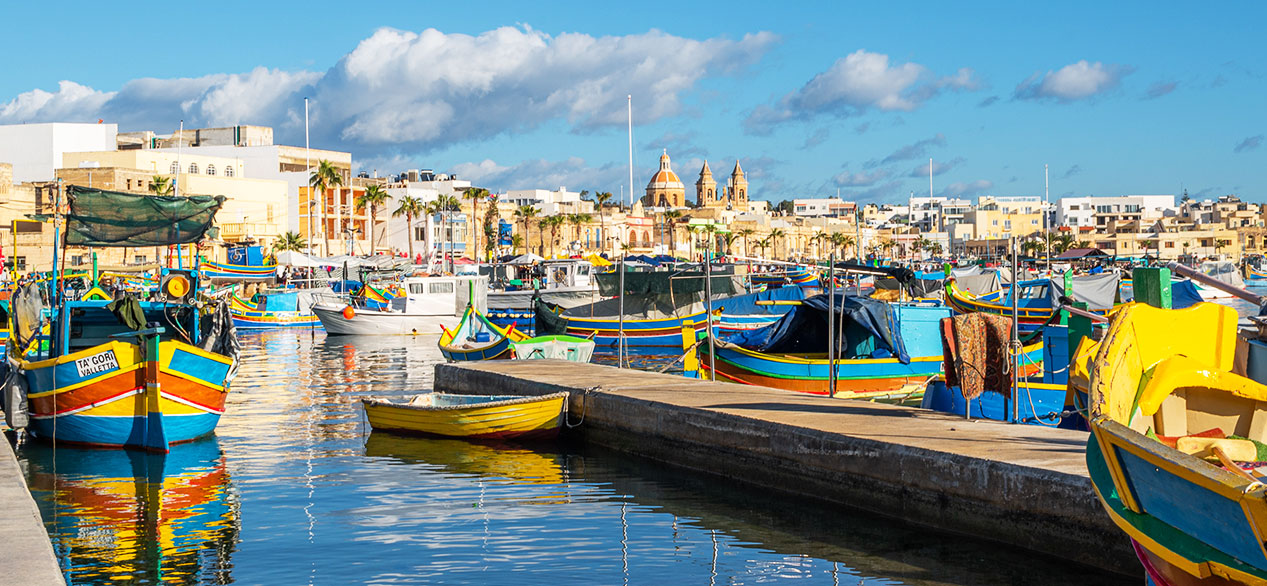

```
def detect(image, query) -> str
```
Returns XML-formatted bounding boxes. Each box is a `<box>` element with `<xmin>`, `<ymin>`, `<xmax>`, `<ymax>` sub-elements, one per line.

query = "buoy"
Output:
<box><xmin>341</xmin><ymin>306</ymin><xmax>356</xmax><ymax>319</ymax></box>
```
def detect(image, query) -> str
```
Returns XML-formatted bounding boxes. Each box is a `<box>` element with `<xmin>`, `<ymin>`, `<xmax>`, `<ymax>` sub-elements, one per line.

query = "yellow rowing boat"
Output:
<box><xmin>361</xmin><ymin>392</ymin><xmax>569</xmax><ymax>440</ymax></box>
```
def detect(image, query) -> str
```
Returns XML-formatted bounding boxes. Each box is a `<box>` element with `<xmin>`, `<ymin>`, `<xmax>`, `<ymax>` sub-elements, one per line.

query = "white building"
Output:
<box><xmin>1056</xmin><ymin>195</ymin><xmax>1176</xmax><ymax>229</ymax></box>
<box><xmin>792</xmin><ymin>198</ymin><xmax>856</xmax><ymax>218</ymax></box>
<box><xmin>908</xmin><ymin>196</ymin><xmax>971</xmax><ymax>231</ymax></box>
<box><xmin>504</xmin><ymin>187</ymin><xmax>593</xmax><ymax>216</ymax></box>
<box><xmin>0</xmin><ymin>122</ymin><xmax>118</xmax><ymax>183</ymax></box>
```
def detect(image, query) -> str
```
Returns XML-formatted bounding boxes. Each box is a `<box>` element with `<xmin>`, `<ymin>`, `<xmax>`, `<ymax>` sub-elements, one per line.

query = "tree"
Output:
<box><xmin>355</xmin><ymin>185</ymin><xmax>390</xmax><ymax>254</ymax></box>
<box><xmin>702</xmin><ymin>224</ymin><xmax>718</xmax><ymax>258</ymax></box>
<box><xmin>769</xmin><ymin>228</ymin><xmax>786</xmax><ymax>259</ymax></box>
<box><xmin>514</xmin><ymin>205</ymin><xmax>540</xmax><ymax>254</ymax></box>
<box><xmin>755</xmin><ymin>236</ymin><xmax>772</xmax><ymax>257</ymax></box>
<box><xmin>483</xmin><ymin>193</ymin><xmax>500</xmax><ymax>260</ymax></box>
<box><xmin>148</xmin><ymin>175</ymin><xmax>172</xmax><ymax>196</ymax></box>
<box><xmin>510</xmin><ymin>234</ymin><xmax>525</xmax><ymax>254</ymax></box>
<box><xmin>594</xmin><ymin>191</ymin><xmax>615</xmax><ymax>253</ymax></box>
<box><xmin>463</xmin><ymin>188</ymin><xmax>490</xmax><ymax>262</ymax></box>
<box><xmin>1050</xmin><ymin>232</ymin><xmax>1076</xmax><ymax>254</ymax></box>
<box><xmin>663</xmin><ymin>209</ymin><xmax>684</xmax><ymax>256</ymax></box>
<box><xmin>773</xmin><ymin>200</ymin><xmax>794</xmax><ymax>215</ymax></box>
<box><xmin>436</xmin><ymin>194</ymin><xmax>461</xmax><ymax>271</ymax></box>
<box><xmin>929</xmin><ymin>242</ymin><xmax>944</xmax><ymax>258</ymax></box>
<box><xmin>1020</xmin><ymin>240</ymin><xmax>1043</xmax><ymax>258</ymax></box>
<box><xmin>539</xmin><ymin>215</ymin><xmax>566</xmax><ymax>258</ymax></box>
<box><xmin>272</xmin><ymin>231</ymin><xmax>307</xmax><ymax>252</ymax></box>
<box><xmin>737</xmin><ymin>228</ymin><xmax>756</xmax><ymax>258</ymax></box>
<box><xmin>722</xmin><ymin>233</ymin><xmax>739</xmax><ymax>256</ymax></box>
<box><xmin>391</xmin><ymin>195</ymin><xmax>426</xmax><ymax>263</ymax></box>
<box><xmin>309</xmin><ymin>160</ymin><xmax>343</xmax><ymax>255</ymax></box>
<box><xmin>568</xmin><ymin>213</ymin><xmax>593</xmax><ymax>251</ymax></box>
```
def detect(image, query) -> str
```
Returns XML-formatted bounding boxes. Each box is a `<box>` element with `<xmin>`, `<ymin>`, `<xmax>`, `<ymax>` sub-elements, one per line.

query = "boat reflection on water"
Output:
<box><xmin>22</xmin><ymin>437</ymin><xmax>239</xmax><ymax>585</ymax></box>
<box><xmin>363</xmin><ymin>432</ymin><xmax>567</xmax><ymax>486</ymax></box>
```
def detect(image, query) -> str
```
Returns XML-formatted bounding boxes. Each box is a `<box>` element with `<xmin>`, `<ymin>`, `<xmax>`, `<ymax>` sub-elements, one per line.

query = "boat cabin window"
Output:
<box><xmin>429</xmin><ymin>282</ymin><xmax>454</xmax><ymax>295</ymax></box>
<box><xmin>409</xmin><ymin>283</ymin><xmax>425</xmax><ymax>294</ymax></box>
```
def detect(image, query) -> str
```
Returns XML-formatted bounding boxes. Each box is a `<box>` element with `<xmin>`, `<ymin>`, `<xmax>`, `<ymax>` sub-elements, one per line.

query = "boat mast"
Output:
<box><xmin>305</xmin><ymin>97</ymin><xmax>313</xmax><ymax>256</ymax></box>
<box><xmin>627</xmin><ymin>95</ymin><xmax>634</xmax><ymax>211</ymax></box>
<box><xmin>1044</xmin><ymin>164</ymin><xmax>1050</xmax><ymax>272</ymax></box>
<box><xmin>175</xmin><ymin>119</ymin><xmax>183</xmax><ymax>270</ymax></box>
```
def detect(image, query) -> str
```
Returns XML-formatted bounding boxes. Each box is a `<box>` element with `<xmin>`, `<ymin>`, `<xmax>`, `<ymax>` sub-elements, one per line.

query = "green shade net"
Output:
<box><xmin>65</xmin><ymin>185</ymin><xmax>226</xmax><ymax>247</ymax></box>
<box><xmin>595</xmin><ymin>271</ymin><xmax>738</xmax><ymax>297</ymax></box>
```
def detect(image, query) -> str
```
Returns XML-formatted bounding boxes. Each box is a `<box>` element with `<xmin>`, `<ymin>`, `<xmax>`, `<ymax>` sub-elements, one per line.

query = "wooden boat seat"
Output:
<box><xmin>1140</xmin><ymin>355</ymin><xmax>1267</xmax><ymax>443</ymax></box>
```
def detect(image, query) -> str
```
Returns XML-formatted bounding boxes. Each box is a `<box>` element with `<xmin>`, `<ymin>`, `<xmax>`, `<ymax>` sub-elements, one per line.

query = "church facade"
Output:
<box><xmin>643</xmin><ymin>149</ymin><xmax>752</xmax><ymax>209</ymax></box>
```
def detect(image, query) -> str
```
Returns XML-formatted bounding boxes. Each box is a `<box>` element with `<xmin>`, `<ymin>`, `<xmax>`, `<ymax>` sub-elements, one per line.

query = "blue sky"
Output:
<box><xmin>2</xmin><ymin>1</ymin><xmax>1263</xmax><ymax>204</ymax></box>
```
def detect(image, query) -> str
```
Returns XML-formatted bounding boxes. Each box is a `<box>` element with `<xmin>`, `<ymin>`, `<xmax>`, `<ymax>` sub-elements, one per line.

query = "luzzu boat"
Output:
<box><xmin>15</xmin><ymin>185</ymin><xmax>239</xmax><ymax>452</ymax></box>
<box><xmin>229</xmin><ymin>290</ymin><xmax>323</xmax><ymax>329</ymax></box>
<box><xmin>944</xmin><ymin>277</ymin><xmax>1117</xmax><ymax>332</ymax></box>
<box><xmin>1085</xmin><ymin>301</ymin><xmax>1267</xmax><ymax>585</ymax></box>
<box><xmin>362</xmin><ymin>392</ymin><xmax>570</xmax><ymax>440</ymax></box>
<box><xmin>701</xmin><ymin>296</ymin><xmax>952</xmax><ymax>398</ymax></box>
<box><xmin>1247</xmin><ymin>266</ymin><xmax>1267</xmax><ymax>281</ymax></box>
<box><xmin>751</xmin><ymin>267</ymin><xmax>818</xmax><ymax>288</ymax></box>
<box><xmin>439</xmin><ymin>304</ymin><xmax>530</xmax><ymax>361</ymax></box>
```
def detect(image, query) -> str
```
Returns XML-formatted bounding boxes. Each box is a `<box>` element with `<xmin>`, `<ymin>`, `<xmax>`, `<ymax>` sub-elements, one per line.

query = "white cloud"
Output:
<box><xmin>449</xmin><ymin>157</ymin><xmax>629</xmax><ymax>193</ymax></box>
<box><xmin>0</xmin><ymin>80</ymin><xmax>114</xmax><ymax>122</ymax></box>
<box><xmin>745</xmin><ymin>51</ymin><xmax>978</xmax><ymax>133</ymax></box>
<box><xmin>939</xmin><ymin>179</ymin><xmax>993</xmax><ymax>198</ymax></box>
<box><xmin>833</xmin><ymin>168</ymin><xmax>889</xmax><ymax>187</ymax></box>
<box><xmin>0</xmin><ymin>26</ymin><xmax>776</xmax><ymax>156</ymax></box>
<box><xmin>908</xmin><ymin>156</ymin><xmax>964</xmax><ymax>178</ymax></box>
<box><xmin>1013</xmin><ymin>60</ymin><xmax>1132</xmax><ymax>102</ymax></box>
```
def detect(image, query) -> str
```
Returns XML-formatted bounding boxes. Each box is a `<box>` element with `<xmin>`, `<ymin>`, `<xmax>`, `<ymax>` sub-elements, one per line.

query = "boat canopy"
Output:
<box><xmin>595</xmin><ymin>270</ymin><xmax>742</xmax><ymax>297</ymax></box>
<box><xmin>1198</xmin><ymin>260</ymin><xmax>1245</xmax><ymax>289</ymax></box>
<box><xmin>722</xmin><ymin>294</ymin><xmax>910</xmax><ymax>363</ymax></box>
<box><xmin>65</xmin><ymin>185</ymin><xmax>225</xmax><ymax>247</ymax></box>
<box><xmin>1042</xmin><ymin>272</ymin><xmax>1120</xmax><ymax>310</ymax></box>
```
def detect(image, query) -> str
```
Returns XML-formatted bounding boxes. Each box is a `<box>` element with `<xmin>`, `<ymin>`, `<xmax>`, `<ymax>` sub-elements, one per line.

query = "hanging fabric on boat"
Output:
<box><xmin>199</xmin><ymin>299</ymin><xmax>241</xmax><ymax>384</ymax></box>
<box><xmin>535</xmin><ymin>299</ymin><xmax>569</xmax><ymax>336</ymax></box>
<box><xmin>1044</xmin><ymin>272</ymin><xmax>1120</xmax><ymax>310</ymax></box>
<box><xmin>105</xmin><ymin>292</ymin><xmax>147</xmax><ymax>331</ymax></box>
<box><xmin>940</xmin><ymin>313</ymin><xmax>1015</xmax><ymax>400</ymax></box>
<box><xmin>9</xmin><ymin>283</ymin><xmax>44</xmax><ymax>353</ymax></box>
<box><xmin>65</xmin><ymin>185</ymin><xmax>226</xmax><ymax>247</ymax></box>
<box><xmin>720</xmin><ymin>294</ymin><xmax>910</xmax><ymax>363</ymax></box>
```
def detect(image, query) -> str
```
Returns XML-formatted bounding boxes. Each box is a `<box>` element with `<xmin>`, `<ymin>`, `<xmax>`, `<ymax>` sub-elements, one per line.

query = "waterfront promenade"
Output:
<box><xmin>0</xmin><ymin>436</ymin><xmax>65</xmax><ymax>585</ymax></box>
<box><xmin>436</xmin><ymin>359</ymin><xmax>1138</xmax><ymax>577</ymax></box>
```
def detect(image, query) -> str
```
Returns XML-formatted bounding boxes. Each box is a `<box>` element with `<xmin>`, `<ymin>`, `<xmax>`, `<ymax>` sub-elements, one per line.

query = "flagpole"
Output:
<box><xmin>305</xmin><ymin>97</ymin><xmax>313</xmax><ymax>256</ymax></box>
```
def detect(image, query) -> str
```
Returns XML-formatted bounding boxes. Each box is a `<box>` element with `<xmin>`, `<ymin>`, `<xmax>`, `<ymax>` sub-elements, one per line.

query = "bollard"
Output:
<box><xmin>681</xmin><ymin>320</ymin><xmax>699</xmax><ymax>378</ymax></box>
<box><xmin>1132</xmin><ymin>267</ymin><xmax>1172</xmax><ymax>309</ymax></box>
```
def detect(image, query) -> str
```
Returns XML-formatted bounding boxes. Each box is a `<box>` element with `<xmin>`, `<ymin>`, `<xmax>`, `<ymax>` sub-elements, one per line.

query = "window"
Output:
<box><xmin>189</xmin><ymin>163</ymin><xmax>198</xmax><ymax>174</ymax></box>
<box><xmin>428</xmin><ymin>282</ymin><xmax>454</xmax><ymax>295</ymax></box>
<box><xmin>1165</xmin><ymin>242</ymin><xmax>1175</xmax><ymax>248</ymax></box>
<box><xmin>134</xmin><ymin>255</ymin><xmax>147</xmax><ymax>264</ymax></box>
<box><xmin>70</xmin><ymin>254</ymin><xmax>86</xmax><ymax>266</ymax></box>
<box><xmin>170</xmin><ymin>161</ymin><xmax>179</xmax><ymax>174</ymax></box>
<box><xmin>13</xmin><ymin>257</ymin><xmax>25</xmax><ymax>271</ymax></box>
<box><xmin>206</xmin><ymin>164</ymin><xmax>216</xmax><ymax>176</ymax></box>
<box><xmin>414</xmin><ymin>226</ymin><xmax>426</xmax><ymax>241</ymax></box>
<box><xmin>409</xmin><ymin>283</ymin><xmax>425</xmax><ymax>294</ymax></box>
<box><xmin>225</xmin><ymin>165</ymin><xmax>234</xmax><ymax>177</ymax></box>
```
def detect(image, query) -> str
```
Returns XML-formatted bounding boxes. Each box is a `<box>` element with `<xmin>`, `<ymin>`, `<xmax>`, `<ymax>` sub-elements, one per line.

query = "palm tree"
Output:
<box><xmin>510</xmin><ymin>234</ymin><xmax>525</xmax><ymax>254</ymax></box>
<box><xmin>545</xmin><ymin>215</ymin><xmax>566</xmax><ymax>257</ymax></box>
<box><xmin>436</xmin><ymin>194</ymin><xmax>461</xmax><ymax>271</ymax></box>
<box><xmin>272</xmin><ymin>231</ymin><xmax>307</xmax><ymax>252</ymax></box>
<box><xmin>463</xmin><ymin>188</ymin><xmax>490</xmax><ymax>262</ymax></box>
<box><xmin>148</xmin><ymin>175</ymin><xmax>172</xmax><ymax>196</ymax></box>
<box><xmin>722</xmin><ymin>233</ymin><xmax>739</xmax><ymax>256</ymax></box>
<box><xmin>755</xmin><ymin>236</ymin><xmax>772</xmax><ymax>258</ymax></box>
<box><xmin>663</xmin><ymin>210</ymin><xmax>684</xmax><ymax>256</ymax></box>
<box><xmin>769</xmin><ymin>228</ymin><xmax>786</xmax><ymax>260</ymax></box>
<box><xmin>702</xmin><ymin>224</ymin><xmax>718</xmax><ymax>258</ymax></box>
<box><xmin>391</xmin><ymin>195</ymin><xmax>426</xmax><ymax>262</ymax></box>
<box><xmin>309</xmin><ymin>160</ymin><xmax>343</xmax><ymax>255</ymax></box>
<box><xmin>568</xmin><ymin>213</ymin><xmax>593</xmax><ymax>251</ymax></box>
<box><xmin>1049</xmin><ymin>233</ymin><xmax>1076</xmax><ymax>254</ymax></box>
<box><xmin>737</xmin><ymin>228</ymin><xmax>756</xmax><ymax>257</ymax></box>
<box><xmin>355</xmin><ymin>185</ymin><xmax>390</xmax><ymax>254</ymax></box>
<box><xmin>929</xmin><ymin>242</ymin><xmax>944</xmax><ymax>258</ymax></box>
<box><xmin>514</xmin><ymin>205</ymin><xmax>540</xmax><ymax>254</ymax></box>
<box><xmin>594</xmin><ymin>191</ymin><xmax>615</xmax><ymax>254</ymax></box>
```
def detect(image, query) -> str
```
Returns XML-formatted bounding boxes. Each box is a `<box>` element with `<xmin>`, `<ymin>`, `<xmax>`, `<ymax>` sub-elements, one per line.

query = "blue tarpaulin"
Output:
<box><xmin>1171</xmin><ymin>280</ymin><xmax>1204</xmax><ymax>309</ymax></box>
<box><xmin>712</xmin><ymin>285</ymin><xmax>809</xmax><ymax>315</ymax></box>
<box><xmin>331</xmin><ymin>280</ymin><xmax>361</xmax><ymax>294</ymax></box>
<box><xmin>261</xmin><ymin>292</ymin><xmax>300</xmax><ymax>312</ymax></box>
<box><xmin>721</xmin><ymin>294</ymin><xmax>910</xmax><ymax>363</ymax></box>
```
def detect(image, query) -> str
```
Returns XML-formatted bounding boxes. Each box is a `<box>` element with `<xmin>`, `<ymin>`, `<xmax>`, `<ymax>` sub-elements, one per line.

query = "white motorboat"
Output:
<box><xmin>314</xmin><ymin>275</ymin><xmax>488</xmax><ymax>335</ymax></box>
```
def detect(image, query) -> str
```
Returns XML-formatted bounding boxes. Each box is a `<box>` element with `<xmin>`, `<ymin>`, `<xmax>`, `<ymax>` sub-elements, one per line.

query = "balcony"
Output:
<box><xmin>219</xmin><ymin>222</ymin><xmax>280</xmax><ymax>242</ymax></box>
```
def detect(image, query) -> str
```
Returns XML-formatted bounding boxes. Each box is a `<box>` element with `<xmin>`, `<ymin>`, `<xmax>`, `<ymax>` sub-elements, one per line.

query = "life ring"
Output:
<box><xmin>341</xmin><ymin>305</ymin><xmax>356</xmax><ymax>319</ymax></box>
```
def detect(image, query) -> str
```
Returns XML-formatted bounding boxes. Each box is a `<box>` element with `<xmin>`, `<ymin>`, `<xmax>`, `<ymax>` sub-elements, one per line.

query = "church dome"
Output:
<box><xmin>646</xmin><ymin>150</ymin><xmax>684</xmax><ymax>190</ymax></box>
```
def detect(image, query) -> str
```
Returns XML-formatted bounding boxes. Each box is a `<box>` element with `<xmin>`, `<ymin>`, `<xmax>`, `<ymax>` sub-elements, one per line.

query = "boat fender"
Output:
<box><xmin>342</xmin><ymin>306</ymin><xmax>356</xmax><ymax>319</ymax></box>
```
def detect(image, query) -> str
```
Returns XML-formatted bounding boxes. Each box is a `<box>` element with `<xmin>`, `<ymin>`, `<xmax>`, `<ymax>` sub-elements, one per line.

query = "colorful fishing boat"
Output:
<box><xmin>945</xmin><ymin>277</ymin><xmax>1115</xmax><ymax>332</ymax></box>
<box><xmin>200</xmin><ymin>258</ymin><xmax>276</xmax><ymax>280</ymax></box>
<box><xmin>1247</xmin><ymin>266</ymin><xmax>1267</xmax><ymax>281</ymax></box>
<box><xmin>701</xmin><ymin>297</ymin><xmax>952</xmax><ymax>398</ymax></box>
<box><xmin>362</xmin><ymin>392</ymin><xmax>570</xmax><ymax>440</ymax></box>
<box><xmin>229</xmin><ymin>290</ymin><xmax>323</xmax><ymax>329</ymax></box>
<box><xmin>14</xmin><ymin>185</ymin><xmax>240</xmax><ymax>452</ymax></box>
<box><xmin>751</xmin><ymin>267</ymin><xmax>817</xmax><ymax>288</ymax></box>
<box><xmin>439</xmin><ymin>304</ymin><xmax>530</xmax><ymax>361</ymax></box>
<box><xmin>1085</xmin><ymin>300</ymin><xmax>1267</xmax><ymax>585</ymax></box>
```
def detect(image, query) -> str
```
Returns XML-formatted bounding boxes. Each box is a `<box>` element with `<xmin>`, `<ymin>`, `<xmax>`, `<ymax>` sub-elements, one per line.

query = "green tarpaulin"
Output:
<box><xmin>595</xmin><ymin>270</ymin><xmax>739</xmax><ymax>297</ymax></box>
<box><xmin>65</xmin><ymin>185</ymin><xmax>225</xmax><ymax>247</ymax></box>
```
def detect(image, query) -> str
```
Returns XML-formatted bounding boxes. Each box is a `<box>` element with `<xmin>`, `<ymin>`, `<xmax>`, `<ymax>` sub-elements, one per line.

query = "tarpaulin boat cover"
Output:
<box><xmin>721</xmin><ymin>294</ymin><xmax>910</xmax><ymax>363</ymax></box>
<box><xmin>596</xmin><ymin>270</ymin><xmax>741</xmax><ymax>297</ymax></box>
<box><xmin>950</xmin><ymin>266</ymin><xmax>984</xmax><ymax>278</ymax></box>
<box><xmin>1198</xmin><ymin>260</ymin><xmax>1245</xmax><ymax>289</ymax></box>
<box><xmin>957</xmin><ymin>273</ymin><xmax>1002</xmax><ymax>296</ymax></box>
<box><xmin>1170</xmin><ymin>280</ymin><xmax>1205</xmax><ymax>309</ymax></box>
<box><xmin>711</xmin><ymin>286</ymin><xmax>809</xmax><ymax>316</ymax></box>
<box><xmin>1044</xmin><ymin>272</ymin><xmax>1120</xmax><ymax>310</ymax></box>
<box><xmin>65</xmin><ymin>186</ymin><xmax>225</xmax><ymax>247</ymax></box>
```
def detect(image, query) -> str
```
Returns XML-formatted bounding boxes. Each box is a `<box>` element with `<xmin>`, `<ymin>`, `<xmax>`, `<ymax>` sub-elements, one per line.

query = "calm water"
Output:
<box><xmin>16</xmin><ymin>331</ymin><xmax>1134</xmax><ymax>585</ymax></box>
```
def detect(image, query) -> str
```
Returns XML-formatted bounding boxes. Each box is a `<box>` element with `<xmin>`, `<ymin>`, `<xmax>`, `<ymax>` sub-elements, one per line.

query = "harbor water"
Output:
<box><xmin>18</xmin><ymin>330</ymin><xmax>1137</xmax><ymax>585</ymax></box>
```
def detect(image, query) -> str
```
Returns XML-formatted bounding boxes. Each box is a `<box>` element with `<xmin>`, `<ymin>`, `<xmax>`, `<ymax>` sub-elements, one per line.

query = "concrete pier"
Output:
<box><xmin>0</xmin><ymin>436</ymin><xmax>65</xmax><ymax>585</ymax></box>
<box><xmin>435</xmin><ymin>360</ymin><xmax>1138</xmax><ymax>577</ymax></box>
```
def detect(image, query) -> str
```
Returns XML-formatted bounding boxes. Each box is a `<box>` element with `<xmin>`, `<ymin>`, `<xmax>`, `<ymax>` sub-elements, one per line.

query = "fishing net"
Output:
<box><xmin>65</xmin><ymin>185</ymin><xmax>225</xmax><ymax>247</ymax></box>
